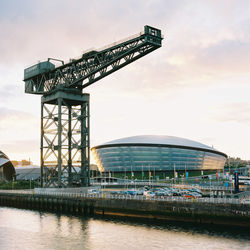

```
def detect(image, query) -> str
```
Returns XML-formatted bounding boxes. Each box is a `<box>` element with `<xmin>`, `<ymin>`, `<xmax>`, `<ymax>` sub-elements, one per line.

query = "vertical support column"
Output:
<box><xmin>58</xmin><ymin>98</ymin><xmax>62</xmax><ymax>187</ymax></box>
<box><xmin>86</xmin><ymin>101</ymin><xmax>90</xmax><ymax>186</ymax></box>
<box><xmin>81</xmin><ymin>103</ymin><xmax>86</xmax><ymax>186</ymax></box>
<box><xmin>40</xmin><ymin>101</ymin><xmax>44</xmax><ymax>187</ymax></box>
<box><xmin>68</xmin><ymin>106</ymin><xmax>72</xmax><ymax>187</ymax></box>
<box><xmin>87</xmin><ymin>100</ymin><xmax>90</xmax><ymax>186</ymax></box>
<box><xmin>81</xmin><ymin>100</ymin><xmax>90</xmax><ymax>186</ymax></box>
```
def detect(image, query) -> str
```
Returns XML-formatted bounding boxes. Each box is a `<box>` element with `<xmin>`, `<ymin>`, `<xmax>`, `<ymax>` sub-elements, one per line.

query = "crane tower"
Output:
<box><xmin>23</xmin><ymin>25</ymin><xmax>163</xmax><ymax>188</ymax></box>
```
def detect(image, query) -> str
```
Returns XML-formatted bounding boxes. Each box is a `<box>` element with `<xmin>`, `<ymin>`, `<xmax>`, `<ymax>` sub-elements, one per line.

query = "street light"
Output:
<box><xmin>125</xmin><ymin>176</ymin><xmax>128</xmax><ymax>190</ymax></box>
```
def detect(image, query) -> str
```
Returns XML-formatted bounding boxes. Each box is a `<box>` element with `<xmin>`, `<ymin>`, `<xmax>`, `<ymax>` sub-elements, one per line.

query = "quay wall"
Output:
<box><xmin>0</xmin><ymin>192</ymin><xmax>249</xmax><ymax>227</ymax></box>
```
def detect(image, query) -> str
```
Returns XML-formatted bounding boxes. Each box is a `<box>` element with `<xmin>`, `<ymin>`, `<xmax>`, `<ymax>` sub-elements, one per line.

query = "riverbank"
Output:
<box><xmin>0</xmin><ymin>192</ymin><xmax>249</xmax><ymax>228</ymax></box>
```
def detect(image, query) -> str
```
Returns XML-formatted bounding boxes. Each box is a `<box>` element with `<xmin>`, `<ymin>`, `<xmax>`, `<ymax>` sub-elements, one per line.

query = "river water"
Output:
<box><xmin>0</xmin><ymin>207</ymin><xmax>249</xmax><ymax>250</ymax></box>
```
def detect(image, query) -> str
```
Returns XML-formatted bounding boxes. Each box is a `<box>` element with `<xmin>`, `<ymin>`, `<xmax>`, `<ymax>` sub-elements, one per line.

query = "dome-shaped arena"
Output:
<box><xmin>0</xmin><ymin>151</ymin><xmax>15</xmax><ymax>181</ymax></box>
<box><xmin>91</xmin><ymin>135</ymin><xmax>227</xmax><ymax>173</ymax></box>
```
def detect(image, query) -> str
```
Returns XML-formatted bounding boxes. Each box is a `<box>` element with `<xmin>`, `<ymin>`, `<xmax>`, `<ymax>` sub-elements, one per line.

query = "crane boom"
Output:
<box><xmin>24</xmin><ymin>25</ymin><xmax>163</xmax><ymax>94</ymax></box>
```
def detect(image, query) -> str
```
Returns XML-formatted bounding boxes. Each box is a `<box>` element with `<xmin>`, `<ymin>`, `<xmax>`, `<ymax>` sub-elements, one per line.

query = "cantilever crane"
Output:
<box><xmin>23</xmin><ymin>25</ymin><xmax>163</xmax><ymax>188</ymax></box>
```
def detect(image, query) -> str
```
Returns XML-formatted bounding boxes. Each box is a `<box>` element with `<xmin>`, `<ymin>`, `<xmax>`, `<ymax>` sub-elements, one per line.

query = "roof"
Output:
<box><xmin>93</xmin><ymin>135</ymin><xmax>227</xmax><ymax>157</ymax></box>
<box><xmin>0</xmin><ymin>150</ymin><xmax>15</xmax><ymax>181</ymax></box>
<box><xmin>15</xmin><ymin>167</ymin><xmax>40</xmax><ymax>180</ymax></box>
<box><xmin>0</xmin><ymin>151</ymin><xmax>10</xmax><ymax>167</ymax></box>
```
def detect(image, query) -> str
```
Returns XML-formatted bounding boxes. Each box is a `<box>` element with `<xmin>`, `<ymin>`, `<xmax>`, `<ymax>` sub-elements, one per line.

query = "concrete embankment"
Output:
<box><xmin>0</xmin><ymin>192</ymin><xmax>249</xmax><ymax>228</ymax></box>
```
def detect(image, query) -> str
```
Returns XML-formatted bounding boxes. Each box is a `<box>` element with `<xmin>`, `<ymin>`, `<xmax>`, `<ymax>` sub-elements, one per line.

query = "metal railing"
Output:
<box><xmin>31</xmin><ymin>190</ymin><xmax>242</xmax><ymax>205</ymax></box>
<box><xmin>0</xmin><ymin>189</ymin><xmax>33</xmax><ymax>194</ymax></box>
<box><xmin>90</xmin><ymin>181</ymin><xmax>234</xmax><ymax>191</ymax></box>
<box><xmin>0</xmin><ymin>189</ymin><xmax>246</xmax><ymax>205</ymax></box>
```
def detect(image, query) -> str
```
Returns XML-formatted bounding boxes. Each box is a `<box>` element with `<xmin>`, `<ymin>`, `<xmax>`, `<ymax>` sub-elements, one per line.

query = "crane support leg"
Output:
<box><xmin>40</xmin><ymin>88</ymin><xmax>90</xmax><ymax>187</ymax></box>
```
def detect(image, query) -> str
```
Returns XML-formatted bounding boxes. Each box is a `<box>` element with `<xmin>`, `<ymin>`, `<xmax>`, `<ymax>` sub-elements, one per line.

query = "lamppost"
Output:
<box><xmin>154</xmin><ymin>167</ymin><xmax>155</xmax><ymax>182</ymax></box>
<box><xmin>174</xmin><ymin>163</ymin><xmax>176</xmax><ymax>185</ymax></box>
<box><xmin>148</xmin><ymin>165</ymin><xmax>150</xmax><ymax>186</ymax></box>
<box><xmin>209</xmin><ymin>177</ymin><xmax>212</xmax><ymax>197</ymax></box>
<box><xmin>141</xmin><ymin>165</ymin><xmax>143</xmax><ymax>181</ymax></box>
<box><xmin>125</xmin><ymin>176</ymin><xmax>128</xmax><ymax>190</ymax></box>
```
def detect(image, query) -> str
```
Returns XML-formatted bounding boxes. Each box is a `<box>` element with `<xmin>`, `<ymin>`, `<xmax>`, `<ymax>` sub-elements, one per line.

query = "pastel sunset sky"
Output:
<box><xmin>0</xmin><ymin>0</ymin><xmax>250</xmax><ymax>164</ymax></box>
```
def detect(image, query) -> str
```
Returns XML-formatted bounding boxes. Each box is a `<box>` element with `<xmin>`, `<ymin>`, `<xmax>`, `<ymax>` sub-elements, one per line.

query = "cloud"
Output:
<box><xmin>0</xmin><ymin>108</ymin><xmax>39</xmax><ymax>145</ymax></box>
<box><xmin>0</xmin><ymin>108</ymin><xmax>39</xmax><ymax>162</ymax></box>
<box><xmin>0</xmin><ymin>87</ymin><xmax>16</xmax><ymax>102</ymax></box>
<box><xmin>0</xmin><ymin>140</ymin><xmax>38</xmax><ymax>154</ymax></box>
<box><xmin>0</xmin><ymin>107</ymin><xmax>36</xmax><ymax>126</ymax></box>
<box><xmin>196</xmin><ymin>40</ymin><xmax>250</xmax><ymax>73</ymax></box>
<box><xmin>1</xmin><ymin>0</ymin><xmax>249</xmax><ymax>94</ymax></box>
<box><xmin>0</xmin><ymin>0</ymin><xmax>181</xmax><ymax>66</ymax></box>
<box><xmin>212</xmin><ymin>102</ymin><xmax>250</xmax><ymax>124</ymax></box>
<box><xmin>0</xmin><ymin>139</ymin><xmax>39</xmax><ymax>162</ymax></box>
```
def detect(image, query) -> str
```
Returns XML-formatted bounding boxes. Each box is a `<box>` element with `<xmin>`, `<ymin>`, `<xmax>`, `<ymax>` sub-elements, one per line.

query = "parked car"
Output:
<box><xmin>144</xmin><ymin>191</ymin><xmax>155</xmax><ymax>198</ymax></box>
<box><xmin>241</xmin><ymin>199</ymin><xmax>250</xmax><ymax>204</ymax></box>
<box><xmin>137</xmin><ymin>189</ymin><xmax>144</xmax><ymax>195</ymax></box>
<box><xmin>155</xmin><ymin>191</ymin><xmax>166</xmax><ymax>196</ymax></box>
<box><xmin>110</xmin><ymin>190</ymin><xmax>121</xmax><ymax>195</ymax></box>
<box><xmin>191</xmin><ymin>192</ymin><xmax>202</xmax><ymax>198</ymax></box>
<box><xmin>183</xmin><ymin>193</ymin><xmax>197</xmax><ymax>199</ymax></box>
<box><xmin>172</xmin><ymin>191</ymin><xmax>182</xmax><ymax>196</ymax></box>
<box><xmin>127</xmin><ymin>190</ymin><xmax>138</xmax><ymax>195</ymax></box>
<box><xmin>88</xmin><ymin>189</ymin><xmax>100</xmax><ymax>194</ymax></box>
<box><xmin>189</xmin><ymin>188</ymin><xmax>202</xmax><ymax>194</ymax></box>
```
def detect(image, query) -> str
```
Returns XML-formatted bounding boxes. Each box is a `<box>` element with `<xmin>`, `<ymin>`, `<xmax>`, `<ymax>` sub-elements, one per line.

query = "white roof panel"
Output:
<box><xmin>101</xmin><ymin>135</ymin><xmax>219</xmax><ymax>152</ymax></box>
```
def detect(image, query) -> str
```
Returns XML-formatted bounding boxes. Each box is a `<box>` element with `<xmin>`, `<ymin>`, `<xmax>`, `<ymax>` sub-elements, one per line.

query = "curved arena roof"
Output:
<box><xmin>0</xmin><ymin>151</ymin><xmax>15</xmax><ymax>181</ymax></box>
<box><xmin>93</xmin><ymin>135</ymin><xmax>227</xmax><ymax>157</ymax></box>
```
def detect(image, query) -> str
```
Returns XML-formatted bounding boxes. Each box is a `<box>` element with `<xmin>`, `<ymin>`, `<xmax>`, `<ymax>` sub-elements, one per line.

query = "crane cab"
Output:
<box><xmin>24</xmin><ymin>61</ymin><xmax>55</xmax><ymax>80</ymax></box>
<box><xmin>24</xmin><ymin>61</ymin><xmax>55</xmax><ymax>94</ymax></box>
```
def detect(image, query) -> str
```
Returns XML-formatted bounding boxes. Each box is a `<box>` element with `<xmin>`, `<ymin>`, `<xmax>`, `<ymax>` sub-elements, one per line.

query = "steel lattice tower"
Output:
<box><xmin>41</xmin><ymin>88</ymin><xmax>89</xmax><ymax>187</ymax></box>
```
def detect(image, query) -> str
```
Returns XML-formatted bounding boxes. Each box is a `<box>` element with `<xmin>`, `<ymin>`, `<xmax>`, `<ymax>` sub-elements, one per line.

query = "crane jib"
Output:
<box><xmin>23</xmin><ymin>25</ymin><xmax>163</xmax><ymax>95</ymax></box>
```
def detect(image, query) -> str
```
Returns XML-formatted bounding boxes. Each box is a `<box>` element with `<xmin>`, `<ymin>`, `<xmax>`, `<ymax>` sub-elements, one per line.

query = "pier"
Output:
<box><xmin>0</xmin><ymin>190</ymin><xmax>249</xmax><ymax>228</ymax></box>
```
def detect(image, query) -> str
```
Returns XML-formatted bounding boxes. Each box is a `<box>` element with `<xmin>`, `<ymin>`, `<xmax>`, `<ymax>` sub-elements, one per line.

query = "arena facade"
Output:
<box><xmin>91</xmin><ymin>135</ymin><xmax>227</xmax><ymax>173</ymax></box>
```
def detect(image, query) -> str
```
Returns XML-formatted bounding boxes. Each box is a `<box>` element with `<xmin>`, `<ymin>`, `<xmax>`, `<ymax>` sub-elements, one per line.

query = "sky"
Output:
<box><xmin>0</xmin><ymin>0</ymin><xmax>250</xmax><ymax>164</ymax></box>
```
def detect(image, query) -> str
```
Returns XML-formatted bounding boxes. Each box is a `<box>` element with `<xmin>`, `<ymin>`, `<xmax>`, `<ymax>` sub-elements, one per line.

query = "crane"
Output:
<box><xmin>23</xmin><ymin>25</ymin><xmax>163</xmax><ymax>188</ymax></box>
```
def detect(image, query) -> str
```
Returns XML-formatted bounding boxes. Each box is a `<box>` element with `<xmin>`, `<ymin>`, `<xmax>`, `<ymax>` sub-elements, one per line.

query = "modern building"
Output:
<box><xmin>91</xmin><ymin>135</ymin><xmax>227</xmax><ymax>173</ymax></box>
<box><xmin>0</xmin><ymin>151</ymin><xmax>15</xmax><ymax>181</ymax></box>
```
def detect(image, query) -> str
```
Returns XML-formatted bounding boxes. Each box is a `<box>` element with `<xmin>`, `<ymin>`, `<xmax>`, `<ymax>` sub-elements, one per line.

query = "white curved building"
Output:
<box><xmin>0</xmin><ymin>151</ymin><xmax>15</xmax><ymax>181</ymax></box>
<box><xmin>91</xmin><ymin>135</ymin><xmax>227</xmax><ymax>172</ymax></box>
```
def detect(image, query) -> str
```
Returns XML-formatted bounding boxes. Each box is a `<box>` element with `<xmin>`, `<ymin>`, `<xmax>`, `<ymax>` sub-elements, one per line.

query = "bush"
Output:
<box><xmin>0</xmin><ymin>180</ymin><xmax>39</xmax><ymax>190</ymax></box>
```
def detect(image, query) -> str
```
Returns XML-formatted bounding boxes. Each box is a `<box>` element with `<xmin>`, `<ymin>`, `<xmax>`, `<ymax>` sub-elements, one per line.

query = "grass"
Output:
<box><xmin>0</xmin><ymin>180</ymin><xmax>39</xmax><ymax>190</ymax></box>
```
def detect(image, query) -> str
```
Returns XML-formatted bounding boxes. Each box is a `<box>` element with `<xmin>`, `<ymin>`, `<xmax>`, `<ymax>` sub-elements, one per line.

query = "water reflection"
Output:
<box><xmin>0</xmin><ymin>207</ymin><xmax>249</xmax><ymax>250</ymax></box>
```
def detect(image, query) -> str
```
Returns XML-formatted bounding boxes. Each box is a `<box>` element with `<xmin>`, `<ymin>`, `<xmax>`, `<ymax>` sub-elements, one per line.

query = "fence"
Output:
<box><xmin>90</xmin><ymin>180</ymin><xmax>235</xmax><ymax>191</ymax></box>
<box><xmin>0</xmin><ymin>189</ymin><xmax>241</xmax><ymax>205</ymax></box>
